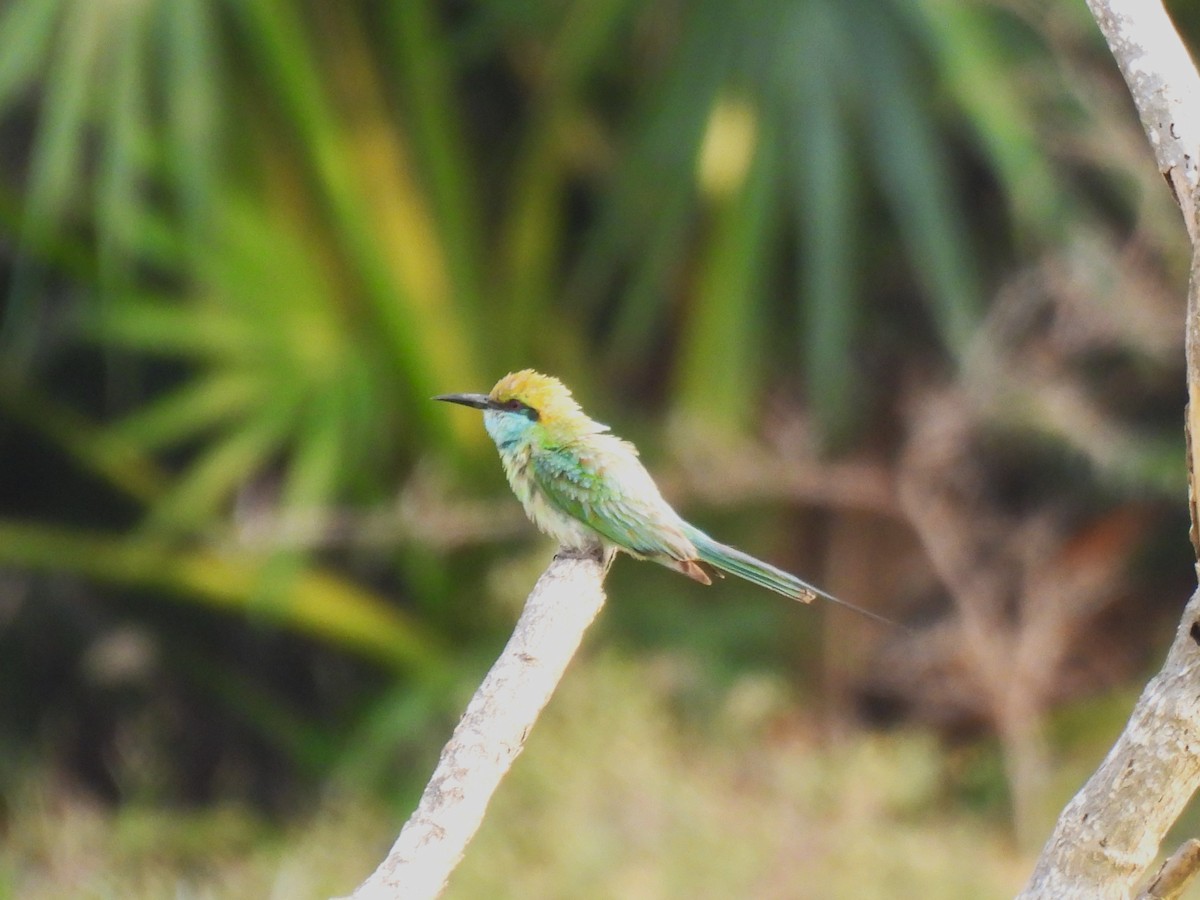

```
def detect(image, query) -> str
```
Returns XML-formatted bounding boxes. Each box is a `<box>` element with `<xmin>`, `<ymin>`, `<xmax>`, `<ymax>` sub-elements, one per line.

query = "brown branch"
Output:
<box><xmin>897</xmin><ymin>388</ymin><xmax>1136</xmax><ymax>850</ymax></box>
<box><xmin>227</xmin><ymin>445</ymin><xmax>898</xmax><ymax>554</ymax></box>
<box><xmin>1021</xmin><ymin>1</ymin><xmax>1200</xmax><ymax>896</ymax></box>
<box><xmin>337</xmin><ymin>552</ymin><xmax>609</xmax><ymax>900</ymax></box>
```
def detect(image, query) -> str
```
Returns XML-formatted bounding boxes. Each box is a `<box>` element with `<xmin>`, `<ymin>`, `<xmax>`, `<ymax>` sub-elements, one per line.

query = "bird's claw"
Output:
<box><xmin>554</xmin><ymin>546</ymin><xmax>607</xmax><ymax>564</ymax></box>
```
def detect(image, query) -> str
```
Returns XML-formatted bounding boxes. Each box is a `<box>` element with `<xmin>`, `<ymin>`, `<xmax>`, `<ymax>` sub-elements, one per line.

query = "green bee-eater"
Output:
<box><xmin>436</xmin><ymin>370</ymin><xmax>892</xmax><ymax>625</ymax></box>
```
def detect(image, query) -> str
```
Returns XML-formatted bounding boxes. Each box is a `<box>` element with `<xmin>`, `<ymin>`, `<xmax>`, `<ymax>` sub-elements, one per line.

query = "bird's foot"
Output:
<box><xmin>554</xmin><ymin>545</ymin><xmax>610</xmax><ymax>566</ymax></box>
<box><xmin>553</xmin><ymin>546</ymin><xmax>604</xmax><ymax>561</ymax></box>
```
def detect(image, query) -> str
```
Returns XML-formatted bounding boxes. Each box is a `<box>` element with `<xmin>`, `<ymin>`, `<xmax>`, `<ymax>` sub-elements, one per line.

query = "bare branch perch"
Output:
<box><xmin>1021</xmin><ymin>1</ymin><xmax>1200</xmax><ymax>896</ymax></box>
<box><xmin>339</xmin><ymin>552</ymin><xmax>608</xmax><ymax>900</ymax></box>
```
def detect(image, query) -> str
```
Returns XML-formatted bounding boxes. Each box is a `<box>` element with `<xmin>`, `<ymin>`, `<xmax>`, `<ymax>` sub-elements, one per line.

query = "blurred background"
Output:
<box><xmin>1</xmin><ymin>0</ymin><xmax>1199</xmax><ymax>896</ymax></box>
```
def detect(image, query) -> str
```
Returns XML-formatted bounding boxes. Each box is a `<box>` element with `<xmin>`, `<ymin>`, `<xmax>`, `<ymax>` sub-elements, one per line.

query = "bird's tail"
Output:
<box><xmin>683</xmin><ymin>525</ymin><xmax>901</xmax><ymax>630</ymax></box>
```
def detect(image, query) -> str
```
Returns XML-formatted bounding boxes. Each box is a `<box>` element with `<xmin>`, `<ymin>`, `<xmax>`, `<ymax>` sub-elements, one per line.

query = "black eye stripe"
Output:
<box><xmin>491</xmin><ymin>398</ymin><xmax>540</xmax><ymax>420</ymax></box>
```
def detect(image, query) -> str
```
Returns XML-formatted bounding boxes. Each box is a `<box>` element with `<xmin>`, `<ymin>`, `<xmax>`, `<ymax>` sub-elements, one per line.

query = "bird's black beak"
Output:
<box><xmin>433</xmin><ymin>392</ymin><xmax>492</xmax><ymax>410</ymax></box>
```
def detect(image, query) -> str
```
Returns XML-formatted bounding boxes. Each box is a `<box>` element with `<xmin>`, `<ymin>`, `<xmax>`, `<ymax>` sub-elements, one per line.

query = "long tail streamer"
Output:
<box><xmin>683</xmin><ymin>526</ymin><xmax>904</xmax><ymax>631</ymax></box>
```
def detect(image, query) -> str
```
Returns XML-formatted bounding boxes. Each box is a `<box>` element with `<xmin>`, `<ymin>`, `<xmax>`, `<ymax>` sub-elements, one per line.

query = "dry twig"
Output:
<box><xmin>897</xmin><ymin>390</ymin><xmax>1131</xmax><ymax>848</ymax></box>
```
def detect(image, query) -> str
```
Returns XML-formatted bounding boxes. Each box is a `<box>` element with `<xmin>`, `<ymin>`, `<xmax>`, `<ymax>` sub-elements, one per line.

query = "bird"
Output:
<box><xmin>435</xmin><ymin>369</ymin><xmax>895</xmax><ymax>627</ymax></box>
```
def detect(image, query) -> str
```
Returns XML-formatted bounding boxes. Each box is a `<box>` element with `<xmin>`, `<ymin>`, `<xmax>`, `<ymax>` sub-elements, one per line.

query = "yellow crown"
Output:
<box><xmin>490</xmin><ymin>370</ymin><xmax>607</xmax><ymax>434</ymax></box>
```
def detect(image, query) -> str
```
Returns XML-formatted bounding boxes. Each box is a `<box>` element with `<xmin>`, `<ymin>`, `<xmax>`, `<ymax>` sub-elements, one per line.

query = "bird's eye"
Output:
<box><xmin>504</xmin><ymin>399</ymin><xmax>523</xmax><ymax>411</ymax></box>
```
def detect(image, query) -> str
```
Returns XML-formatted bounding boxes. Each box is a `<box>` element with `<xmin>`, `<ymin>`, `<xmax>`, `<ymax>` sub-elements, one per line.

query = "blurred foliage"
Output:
<box><xmin>0</xmin><ymin>0</ymin><xmax>1195</xmax><ymax>882</ymax></box>
<box><xmin>2</xmin><ymin>652</ymin><xmax>1166</xmax><ymax>898</ymax></box>
<box><xmin>0</xmin><ymin>652</ymin><xmax>1033</xmax><ymax>899</ymax></box>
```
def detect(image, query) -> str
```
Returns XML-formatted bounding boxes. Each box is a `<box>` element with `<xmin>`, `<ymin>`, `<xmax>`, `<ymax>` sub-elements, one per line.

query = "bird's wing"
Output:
<box><xmin>530</xmin><ymin>437</ymin><xmax>697</xmax><ymax>561</ymax></box>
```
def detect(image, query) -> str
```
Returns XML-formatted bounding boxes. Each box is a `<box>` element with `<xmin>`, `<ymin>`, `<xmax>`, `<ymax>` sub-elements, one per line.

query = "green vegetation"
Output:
<box><xmin>4</xmin><ymin>651</ymin><xmax>1080</xmax><ymax>898</ymax></box>
<box><xmin>0</xmin><ymin>0</ymin><xmax>1195</xmax><ymax>894</ymax></box>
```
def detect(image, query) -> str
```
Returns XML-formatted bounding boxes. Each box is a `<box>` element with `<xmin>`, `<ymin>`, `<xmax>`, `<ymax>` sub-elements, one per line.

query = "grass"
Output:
<box><xmin>1</xmin><ymin>648</ymin><xmax>1047</xmax><ymax>899</ymax></box>
<box><xmin>447</xmin><ymin>651</ymin><xmax>1029</xmax><ymax>900</ymax></box>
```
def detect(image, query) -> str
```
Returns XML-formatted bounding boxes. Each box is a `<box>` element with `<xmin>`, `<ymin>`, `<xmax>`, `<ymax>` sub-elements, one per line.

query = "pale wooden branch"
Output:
<box><xmin>1136</xmin><ymin>839</ymin><xmax>1200</xmax><ymax>900</ymax></box>
<box><xmin>1020</xmin><ymin>1</ymin><xmax>1200</xmax><ymax>896</ymax></box>
<box><xmin>1083</xmin><ymin>0</ymin><xmax>1200</xmax><ymax>242</ymax></box>
<box><xmin>1019</xmin><ymin>589</ymin><xmax>1200</xmax><ymax>898</ymax></box>
<box><xmin>338</xmin><ymin>552</ymin><xmax>608</xmax><ymax>900</ymax></box>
